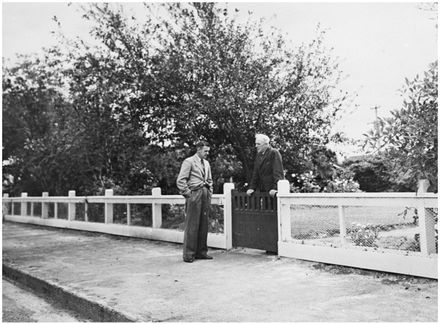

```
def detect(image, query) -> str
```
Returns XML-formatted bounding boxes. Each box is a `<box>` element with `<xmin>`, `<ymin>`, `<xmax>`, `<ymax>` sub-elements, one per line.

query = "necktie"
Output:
<box><xmin>201</xmin><ymin>158</ymin><xmax>206</xmax><ymax>177</ymax></box>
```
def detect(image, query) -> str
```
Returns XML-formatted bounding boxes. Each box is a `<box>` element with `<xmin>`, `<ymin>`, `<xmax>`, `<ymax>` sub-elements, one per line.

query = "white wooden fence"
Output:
<box><xmin>2</xmin><ymin>181</ymin><xmax>437</xmax><ymax>278</ymax></box>
<box><xmin>2</xmin><ymin>183</ymin><xmax>235</xmax><ymax>250</ymax></box>
<box><xmin>276</xmin><ymin>180</ymin><xmax>438</xmax><ymax>279</ymax></box>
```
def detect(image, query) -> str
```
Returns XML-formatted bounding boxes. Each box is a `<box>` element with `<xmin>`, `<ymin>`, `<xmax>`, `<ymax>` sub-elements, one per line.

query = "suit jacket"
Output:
<box><xmin>176</xmin><ymin>154</ymin><xmax>213</xmax><ymax>197</ymax></box>
<box><xmin>249</xmin><ymin>146</ymin><xmax>284</xmax><ymax>192</ymax></box>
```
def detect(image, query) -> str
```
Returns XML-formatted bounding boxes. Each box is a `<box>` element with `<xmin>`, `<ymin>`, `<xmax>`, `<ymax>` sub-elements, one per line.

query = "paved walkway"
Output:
<box><xmin>2</xmin><ymin>222</ymin><xmax>438</xmax><ymax>322</ymax></box>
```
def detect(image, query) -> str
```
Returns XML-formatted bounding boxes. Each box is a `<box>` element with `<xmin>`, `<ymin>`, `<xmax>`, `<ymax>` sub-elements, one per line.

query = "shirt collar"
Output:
<box><xmin>194</xmin><ymin>154</ymin><xmax>203</xmax><ymax>163</ymax></box>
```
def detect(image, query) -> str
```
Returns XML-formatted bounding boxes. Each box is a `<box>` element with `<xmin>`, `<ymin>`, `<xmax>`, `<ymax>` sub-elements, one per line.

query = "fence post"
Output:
<box><xmin>127</xmin><ymin>203</ymin><xmax>131</xmax><ymax>226</ymax></box>
<box><xmin>417</xmin><ymin>179</ymin><xmax>430</xmax><ymax>194</ymax></box>
<box><xmin>11</xmin><ymin>194</ymin><xmax>15</xmax><ymax>216</ymax></box>
<box><xmin>152</xmin><ymin>187</ymin><xmax>162</xmax><ymax>228</ymax></box>
<box><xmin>84</xmin><ymin>198</ymin><xmax>88</xmax><ymax>222</ymax></box>
<box><xmin>417</xmin><ymin>179</ymin><xmax>436</xmax><ymax>255</ymax></box>
<box><xmin>338</xmin><ymin>205</ymin><xmax>347</xmax><ymax>247</ymax></box>
<box><xmin>54</xmin><ymin>202</ymin><xmax>58</xmax><ymax>219</ymax></box>
<box><xmin>2</xmin><ymin>193</ymin><xmax>9</xmax><ymax>218</ymax></box>
<box><xmin>105</xmin><ymin>189</ymin><xmax>114</xmax><ymax>224</ymax></box>
<box><xmin>21</xmin><ymin>193</ymin><xmax>28</xmax><ymax>216</ymax></box>
<box><xmin>68</xmin><ymin>191</ymin><xmax>76</xmax><ymax>221</ymax></box>
<box><xmin>41</xmin><ymin>192</ymin><xmax>49</xmax><ymax>219</ymax></box>
<box><xmin>30</xmin><ymin>198</ymin><xmax>34</xmax><ymax>217</ymax></box>
<box><xmin>277</xmin><ymin>180</ymin><xmax>291</xmax><ymax>242</ymax></box>
<box><xmin>223</xmin><ymin>182</ymin><xmax>235</xmax><ymax>249</ymax></box>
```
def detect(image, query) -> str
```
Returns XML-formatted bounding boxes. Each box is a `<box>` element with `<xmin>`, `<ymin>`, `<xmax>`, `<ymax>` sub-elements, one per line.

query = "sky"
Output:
<box><xmin>2</xmin><ymin>1</ymin><xmax>438</xmax><ymax>156</ymax></box>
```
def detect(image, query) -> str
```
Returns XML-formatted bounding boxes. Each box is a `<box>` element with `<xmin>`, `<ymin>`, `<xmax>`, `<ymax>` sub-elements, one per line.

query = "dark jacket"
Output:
<box><xmin>249</xmin><ymin>146</ymin><xmax>284</xmax><ymax>192</ymax></box>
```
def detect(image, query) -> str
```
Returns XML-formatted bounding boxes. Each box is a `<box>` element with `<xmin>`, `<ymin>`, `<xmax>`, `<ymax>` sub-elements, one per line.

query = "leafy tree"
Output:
<box><xmin>3</xmin><ymin>56</ymin><xmax>60</xmax><ymax>161</ymax></box>
<box><xmin>2</xmin><ymin>55</ymin><xmax>80</xmax><ymax>195</ymax></box>
<box><xmin>343</xmin><ymin>155</ymin><xmax>394</xmax><ymax>192</ymax></box>
<box><xmin>364</xmin><ymin>62</ymin><xmax>438</xmax><ymax>192</ymax></box>
<box><xmin>63</xmin><ymin>3</ymin><xmax>349</xmax><ymax>191</ymax></box>
<box><xmin>154</xmin><ymin>3</ymin><xmax>349</xmax><ymax>184</ymax></box>
<box><xmin>3</xmin><ymin>2</ymin><xmax>351</xmax><ymax>195</ymax></box>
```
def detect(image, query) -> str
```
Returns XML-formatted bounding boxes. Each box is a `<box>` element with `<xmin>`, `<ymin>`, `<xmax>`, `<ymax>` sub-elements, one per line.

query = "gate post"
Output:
<box><xmin>223</xmin><ymin>182</ymin><xmax>235</xmax><ymax>249</ymax></box>
<box><xmin>277</xmin><ymin>180</ymin><xmax>291</xmax><ymax>243</ymax></box>
<box><xmin>417</xmin><ymin>179</ymin><xmax>436</xmax><ymax>255</ymax></box>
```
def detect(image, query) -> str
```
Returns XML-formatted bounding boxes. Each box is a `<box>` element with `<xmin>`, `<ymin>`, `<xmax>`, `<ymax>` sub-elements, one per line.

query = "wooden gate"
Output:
<box><xmin>231</xmin><ymin>190</ymin><xmax>278</xmax><ymax>253</ymax></box>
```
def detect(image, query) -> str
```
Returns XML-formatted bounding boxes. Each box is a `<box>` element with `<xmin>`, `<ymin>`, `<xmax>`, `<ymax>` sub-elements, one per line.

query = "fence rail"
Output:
<box><xmin>277</xmin><ymin>193</ymin><xmax>437</xmax><ymax>207</ymax></box>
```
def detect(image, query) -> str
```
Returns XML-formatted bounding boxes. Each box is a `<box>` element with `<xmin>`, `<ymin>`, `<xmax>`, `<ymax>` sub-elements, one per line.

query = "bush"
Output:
<box><xmin>161</xmin><ymin>203</ymin><xmax>224</xmax><ymax>233</ymax></box>
<box><xmin>290</xmin><ymin>170</ymin><xmax>361</xmax><ymax>193</ymax></box>
<box><xmin>348</xmin><ymin>223</ymin><xmax>379</xmax><ymax>247</ymax></box>
<box><xmin>343</xmin><ymin>155</ymin><xmax>394</xmax><ymax>192</ymax></box>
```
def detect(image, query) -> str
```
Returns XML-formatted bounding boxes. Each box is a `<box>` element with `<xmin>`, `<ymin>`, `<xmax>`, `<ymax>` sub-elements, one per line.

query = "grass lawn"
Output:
<box><xmin>290</xmin><ymin>205</ymin><xmax>416</xmax><ymax>232</ymax></box>
<box><xmin>289</xmin><ymin>205</ymin><xmax>434</xmax><ymax>252</ymax></box>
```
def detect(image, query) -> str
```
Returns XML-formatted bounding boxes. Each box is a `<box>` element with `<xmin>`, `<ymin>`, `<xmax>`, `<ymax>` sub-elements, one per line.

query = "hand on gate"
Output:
<box><xmin>269</xmin><ymin>189</ymin><xmax>277</xmax><ymax>198</ymax></box>
<box><xmin>246</xmin><ymin>189</ymin><xmax>254</xmax><ymax>196</ymax></box>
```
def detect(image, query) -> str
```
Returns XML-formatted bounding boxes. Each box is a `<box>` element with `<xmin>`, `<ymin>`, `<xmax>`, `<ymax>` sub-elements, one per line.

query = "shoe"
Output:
<box><xmin>195</xmin><ymin>254</ymin><xmax>213</xmax><ymax>260</ymax></box>
<box><xmin>183</xmin><ymin>257</ymin><xmax>194</xmax><ymax>263</ymax></box>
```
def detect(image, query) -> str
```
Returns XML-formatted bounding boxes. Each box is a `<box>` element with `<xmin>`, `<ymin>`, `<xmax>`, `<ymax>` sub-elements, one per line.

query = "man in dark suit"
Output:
<box><xmin>176</xmin><ymin>141</ymin><xmax>213</xmax><ymax>263</ymax></box>
<box><xmin>246</xmin><ymin>134</ymin><xmax>284</xmax><ymax>197</ymax></box>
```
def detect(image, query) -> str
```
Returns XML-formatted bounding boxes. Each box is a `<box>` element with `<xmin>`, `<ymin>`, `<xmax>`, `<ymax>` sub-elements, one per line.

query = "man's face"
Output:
<box><xmin>197</xmin><ymin>146</ymin><xmax>210</xmax><ymax>159</ymax></box>
<box><xmin>255</xmin><ymin>139</ymin><xmax>268</xmax><ymax>153</ymax></box>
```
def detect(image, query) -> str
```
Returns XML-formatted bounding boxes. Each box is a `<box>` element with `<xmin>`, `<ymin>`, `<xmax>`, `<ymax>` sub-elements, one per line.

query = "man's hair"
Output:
<box><xmin>195</xmin><ymin>141</ymin><xmax>209</xmax><ymax>150</ymax></box>
<box><xmin>255</xmin><ymin>134</ymin><xmax>270</xmax><ymax>144</ymax></box>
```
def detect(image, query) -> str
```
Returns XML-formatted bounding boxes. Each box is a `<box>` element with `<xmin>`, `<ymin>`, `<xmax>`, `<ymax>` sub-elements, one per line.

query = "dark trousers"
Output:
<box><xmin>183</xmin><ymin>187</ymin><xmax>211</xmax><ymax>258</ymax></box>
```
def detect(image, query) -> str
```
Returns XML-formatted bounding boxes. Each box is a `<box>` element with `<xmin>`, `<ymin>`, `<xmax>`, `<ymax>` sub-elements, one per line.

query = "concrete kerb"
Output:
<box><xmin>2</xmin><ymin>264</ymin><xmax>140</xmax><ymax>322</ymax></box>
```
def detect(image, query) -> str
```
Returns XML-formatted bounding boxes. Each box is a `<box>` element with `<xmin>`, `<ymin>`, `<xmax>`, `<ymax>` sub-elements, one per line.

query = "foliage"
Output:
<box><xmin>66</xmin><ymin>2</ymin><xmax>349</xmax><ymax>189</ymax></box>
<box><xmin>348</xmin><ymin>223</ymin><xmax>379</xmax><ymax>247</ymax></box>
<box><xmin>324</xmin><ymin>174</ymin><xmax>361</xmax><ymax>193</ymax></box>
<box><xmin>161</xmin><ymin>204</ymin><xmax>224</xmax><ymax>233</ymax></box>
<box><xmin>290</xmin><ymin>172</ymin><xmax>321</xmax><ymax>192</ymax></box>
<box><xmin>156</xmin><ymin>3</ymin><xmax>349</xmax><ymax>183</ymax></box>
<box><xmin>2</xmin><ymin>55</ymin><xmax>88</xmax><ymax>195</ymax></box>
<box><xmin>3</xmin><ymin>2</ymin><xmax>350</xmax><ymax>195</ymax></box>
<box><xmin>376</xmin><ymin>236</ymin><xmax>419</xmax><ymax>252</ymax></box>
<box><xmin>399</xmin><ymin>207</ymin><xmax>438</xmax><ymax>252</ymax></box>
<box><xmin>290</xmin><ymin>167</ymin><xmax>361</xmax><ymax>193</ymax></box>
<box><xmin>343</xmin><ymin>155</ymin><xmax>395</xmax><ymax>192</ymax></box>
<box><xmin>398</xmin><ymin>207</ymin><xmax>419</xmax><ymax>225</ymax></box>
<box><xmin>364</xmin><ymin>61</ymin><xmax>438</xmax><ymax>192</ymax></box>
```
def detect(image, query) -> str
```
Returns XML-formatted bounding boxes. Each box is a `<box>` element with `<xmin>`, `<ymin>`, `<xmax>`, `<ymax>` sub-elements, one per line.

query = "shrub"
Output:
<box><xmin>290</xmin><ymin>171</ymin><xmax>361</xmax><ymax>193</ymax></box>
<box><xmin>348</xmin><ymin>223</ymin><xmax>379</xmax><ymax>247</ymax></box>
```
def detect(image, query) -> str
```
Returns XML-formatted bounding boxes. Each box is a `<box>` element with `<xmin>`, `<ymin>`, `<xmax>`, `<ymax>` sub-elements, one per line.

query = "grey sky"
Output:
<box><xmin>2</xmin><ymin>1</ymin><xmax>438</xmax><ymax>154</ymax></box>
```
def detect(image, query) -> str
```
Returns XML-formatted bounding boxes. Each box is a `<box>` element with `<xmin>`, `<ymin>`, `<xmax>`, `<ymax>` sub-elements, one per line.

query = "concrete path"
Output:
<box><xmin>2</xmin><ymin>222</ymin><xmax>438</xmax><ymax>322</ymax></box>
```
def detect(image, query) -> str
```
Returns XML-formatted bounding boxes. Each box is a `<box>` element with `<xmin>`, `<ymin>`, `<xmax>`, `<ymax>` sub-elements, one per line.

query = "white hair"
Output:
<box><xmin>255</xmin><ymin>133</ymin><xmax>270</xmax><ymax>144</ymax></box>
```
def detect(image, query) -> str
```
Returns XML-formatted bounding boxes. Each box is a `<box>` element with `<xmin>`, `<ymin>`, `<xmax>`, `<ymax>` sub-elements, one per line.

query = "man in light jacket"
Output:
<box><xmin>176</xmin><ymin>141</ymin><xmax>213</xmax><ymax>263</ymax></box>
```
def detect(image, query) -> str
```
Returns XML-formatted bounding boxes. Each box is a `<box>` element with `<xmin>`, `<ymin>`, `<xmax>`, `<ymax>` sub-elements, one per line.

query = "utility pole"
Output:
<box><xmin>370</xmin><ymin>106</ymin><xmax>381</xmax><ymax>150</ymax></box>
